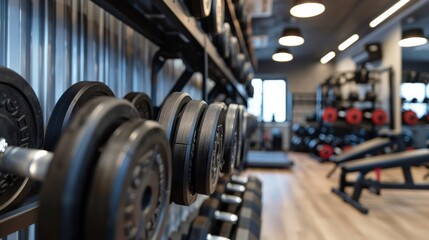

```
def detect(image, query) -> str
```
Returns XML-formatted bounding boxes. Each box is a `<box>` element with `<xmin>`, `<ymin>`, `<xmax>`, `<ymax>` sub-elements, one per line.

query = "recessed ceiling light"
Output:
<box><xmin>369</xmin><ymin>0</ymin><xmax>410</xmax><ymax>28</ymax></box>
<box><xmin>320</xmin><ymin>51</ymin><xmax>336</xmax><ymax>64</ymax></box>
<box><xmin>279</xmin><ymin>28</ymin><xmax>305</xmax><ymax>46</ymax></box>
<box><xmin>272</xmin><ymin>48</ymin><xmax>294</xmax><ymax>62</ymax></box>
<box><xmin>290</xmin><ymin>0</ymin><xmax>325</xmax><ymax>18</ymax></box>
<box><xmin>399</xmin><ymin>28</ymin><xmax>428</xmax><ymax>47</ymax></box>
<box><xmin>338</xmin><ymin>34</ymin><xmax>360</xmax><ymax>51</ymax></box>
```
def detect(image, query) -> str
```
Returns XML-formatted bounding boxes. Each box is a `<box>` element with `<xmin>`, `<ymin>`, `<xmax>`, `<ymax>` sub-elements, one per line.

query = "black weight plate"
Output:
<box><xmin>185</xmin><ymin>0</ymin><xmax>212</xmax><ymax>18</ymax></box>
<box><xmin>0</xmin><ymin>66</ymin><xmax>44</xmax><ymax>213</ymax></box>
<box><xmin>44</xmin><ymin>81</ymin><xmax>114</xmax><ymax>151</ymax></box>
<box><xmin>240</xmin><ymin>62</ymin><xmax>252</xmax><ymax>84</ymax></box>
<box><xmin>202</xmin><ymin>0</ymin><xmax>225</xmax><ymax>34</ymax></box>
<box><xmin>194</xmin><ymin>103</ymin><xmax>226</xmax><ymax>195</ymax></box>
<box><xmin>188</xmin><ymin>216</ymin><xmax>211</xmax><ymax>240</ymax></box>
<box><xmin>234</xmin><ymin>54</ymin><xmax>246</xmax><ymax>77</ymax></box>
<box><xmin>222</xmin><ymin>104</ymin><xmax>239</xmax><ymax>173</ymax></box>
<box><xmin>171</xmin><ymin>100</ymin><xmax>207</xmax><ymax>205</ymax></box>
<box><xmin>214</xmin><ymin>22</ymin><xmax>231</xmax><ymax>59</ymax></box>
<box><xmin>38</xmin><ymin>97</ymin><xmax>139</xmax><ymax>240</ymax></box>
<box><xmin>235</xmin><ymin>105</ymin><xmax>245</xmax><ymax>168</ymax></box>
<box><xmin>124</xmin><ymin>92</ymin><xmax>153</xmax><ymax>120</ymax></box>
<box><xmin>157</xmin><ymin>92</ymin><xmax>192</xmax><ymax>144</ymax></box>
<box><xmin>229</xmin><ymin>37</ymin><xmax>239</xmax><ymax>69</ymax></box>
<box><xmin>85</xmin><ymin>118</ymin><xmax>172</xmax><ymax>240</ymax></box>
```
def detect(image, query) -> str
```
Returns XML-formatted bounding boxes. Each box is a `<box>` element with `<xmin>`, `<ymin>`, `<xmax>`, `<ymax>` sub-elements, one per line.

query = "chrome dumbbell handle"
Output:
<box><xmin>214</xmin><ymin>210</ymin><xmax>238</xmax><ymax>223</ymax></box>
<box><xmin>0</xmin><ymin>138</ymin><xmax>52</xmax><ymax>181</ymax></box>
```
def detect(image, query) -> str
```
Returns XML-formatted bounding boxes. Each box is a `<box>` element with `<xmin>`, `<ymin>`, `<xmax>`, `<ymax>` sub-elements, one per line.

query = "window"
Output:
<box><xmin>401</xmin><ymin>83</ymin><xmax>427</xmax><ymax>118</ymax></box>
<box><xmin>248</xmin><ymin>79</ymin><xmax>287</xmax><ymax>122</ymax></box>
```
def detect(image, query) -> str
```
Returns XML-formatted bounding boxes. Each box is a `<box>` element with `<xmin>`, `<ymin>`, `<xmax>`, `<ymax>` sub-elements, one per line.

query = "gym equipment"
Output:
<box><xmin>332</xmin><ymin>149</ymin><xmax>429</xmax><ymax>214</ymax></box>
<box><xmin>363</xmin><ymin>109</ymin><xmax>388</xmax><ymax>126</ymax></box>
<box><xmin>307</xmin><ymin>138</ymin><xmax>334</xmax><ymax>161</ymax></box>
<box><xmin>327</xmin><ymin>132</ymin><xmax>404</xmax><ymax>178</ymax></box>
<box><xmin>187</xmin><ymin>216</ymin><xmax>230</xmax><ymax>240</ymax></box>
<box><xmin>222</xmin><ymin>104</ymin><xmax>239</xmax><ymax>173</ymax></box>
<box><xmin>365</xmin><ymin>90</ymin><xmax>377</xmax><ymax>102</ymax></box>
<box><xmin>214</xmin><ymin>23</ymin><xmax>232</xmax><ymax>59</ymax></box>
<box><xmin>124</xmin><ymin>92</ymin><xmax>153</xmax><ymax>120</ymax></box>
<box><xmin>194</xmin><ymin>103</ymin><xmax>226</xmax><ymax>195</ymax></box>
<box><xmin>402</xmin><ymin>110</ymin><xmax>418</xmax><ymax>126</ymax></box>
<box><xmin>0</xmin><ymin>66</ymin><xmax>44</xmax><ymax>213</ymax></box>
<box><xmin>185</xmin><ymin>0</ymin><xmax>212</xmax><ymax>18</ymax></box>
<box><xmin>199</xmin><ymin>198</ymin><xmax>239</xmax><ymax>225</ymax></box>
<box><xmin>246</xmin><ymin>150</ymin><xmax>294</xmax><ymax>168</ymax></box>
<box><xmin>292</xmin><ymin>124</ymin><xmax>306</xmax><ymax>136</ymax></box>
<box><xmin>228</xmin><ymin>37</ymin><xmax>240</xmax><ymax>70</ymax></box>
<box><xmin>348</xmin><ymin>91</ymin><xmax>360</xmax><ymax>102</ymax></box>
<box><xmin>201</xmin><ymin>0</ymin><xmax>225</xmax><ymax>34</ymax></box>
<box><xmin>235</xmin><ymin>105</ymin><xmax>246</xmax><ymax>169</ymax></box>
<box><xmin>337</xmin><ymin>108</ymin><xmax>363</xmax><ymax>125</ymax></box>
<box><xmin>322</xmin><ymin>107</ymin><xmax>338</xmax><ymax>123</ymax></box>
<box><xmin>45</xmin><ymin>81</ymin><xmax>115</xmax><ymax>151</ymax></box>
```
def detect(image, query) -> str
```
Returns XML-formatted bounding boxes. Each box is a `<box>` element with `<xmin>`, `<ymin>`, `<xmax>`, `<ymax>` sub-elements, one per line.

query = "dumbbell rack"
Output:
<box><xmin>92</xmin><ymin>0</ymin><xmax>256</xmax><ymax>104</ymax></box>
<box><xmin>0</xmin><ymin>0</ymin><xmax>258</xmax><ymax>237</ymax></box>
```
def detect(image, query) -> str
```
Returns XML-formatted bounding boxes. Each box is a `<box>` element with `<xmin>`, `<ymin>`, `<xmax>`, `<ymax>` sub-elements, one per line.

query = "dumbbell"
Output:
<box><xmin>322</xmin><ymin>107</ymin><xmax>338</xmax><ymax>123</ymax></box>
<box><xmin>365</xmin><ymin>90</ymin><xmax>377</xmax><ymax>102</ymax></box>
<box><xmin>222</xmin><ymin>104</ymin><xmax>240</xmax><ymax>173</ymax></box>
<box><xmin>348</xmin><ymin>91</ymin><xmax>360</xmax><ymax>102</ymax></box>
<box><xmin>179</xmin><ymin>216</ymin><xmax>231</xmax><ymax>240</ymax></box>
<box><xmin>228</xmin><ymin>37</ymin><xmax>240</xmax><ymax>70</ymax></box>
<box><xmin>123</xmin><ymin>91</ymin><xmax>153</xmax><ymax>120</ymax></box>
<box><xmin>201</xmin><ymin>0</ymin><xmax>225</xmax><ymax>34</ymax></box>
<box><xmin>214</xmin><ymin>22</ymin><xmax>232</xmax><ymax>59</ymax></box>
<box><xmin>1</xmin><ymin>68</ymin><xmax>172</xmax><ymax>239</ymax></box>
<box><xmin>292</xmin><ymin>124</ymin><xmax>306</xmax><ymax>136</ymax></box>
<box><xmin>363</xmin><ymin>108</ymin><xmax>388</xmax><ymax>126</ymax></box>
<box><xmin>307</xmin><ymin>138</ymin><xmax>334</xmax><ymax>161</ymax></box>
<box><xmin>403</xmin><ymin>109</ymin><xmax>419</xmax><ymax>126</ymax></box>
<box><xmin>184</xmin><ymin>0</ymin><xmax>212</xmax><ymax>18</ymax></box>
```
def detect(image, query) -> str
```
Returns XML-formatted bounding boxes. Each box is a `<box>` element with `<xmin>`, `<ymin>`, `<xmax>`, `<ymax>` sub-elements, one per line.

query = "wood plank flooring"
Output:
<box><xmin>245</xmin><ymin>152</ymin><xmax>429</xmax><ymax>240</ymax></box>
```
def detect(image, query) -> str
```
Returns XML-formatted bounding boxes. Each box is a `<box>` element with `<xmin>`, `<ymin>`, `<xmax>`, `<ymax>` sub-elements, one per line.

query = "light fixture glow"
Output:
<box><xmin>338</xmin><ymin>34</ymin><xmax>360</xmax><ymax>51</ymax></box>
<box><xmin>290</xmin><ymin>0</ymin><xmax>325</xmax><ymax>18</ymax></box>
<box><xmin>399</xmin><ymin>28</ymin><xmax>428</xmax><ymax>47</ymax></box>
<box><xmin>279</xmin><ymin>28</ymin><xmax>305</xmax><ymax>46</ymax></box>
<box><xmin>272</xmin><ymin>48</ymin><xmax>293</xmax><ymax>62</ymax></box>
<box><xmin>320</xmin><ymin>51</ymin><xmax>336</xmax><ymax>64</ymax></box>
<box><xmin>369</xmin><ymin>0</ymin><xmax>410</xmax><ymax>28</ymax></box>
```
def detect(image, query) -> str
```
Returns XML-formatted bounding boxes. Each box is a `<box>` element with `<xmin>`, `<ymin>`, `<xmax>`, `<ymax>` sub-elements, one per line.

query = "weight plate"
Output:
<box><xmin>45</xmin><ymin>81</ymin><xmax>114</xmax><ymax>151</ymax></box>
<box><xmin>214</xmin><ymin>23</ymin><xmax>231</xmax><ymax>59</ymax></box>
<box><xmin>403</xmin><ymin>110</ymin><xmax>418</xmax><ymax>126</ymax></box>
<box><xmin>371</xmin><ymin>109</ymin><xmax>387</xmax><ymax>126</ymax></box>
<box><xmin>124</xmin><ymin>92</ymin><xmax>153</xmax><ymax>120</ymax></box>
<box><xmin>206</xmin><ymin>0</ymin><xmax>225</xmax><ymax>34</ymax></box>
<box><xmin>240</xmin><ymin>62</ymin><xmax>252</xmax><ymax>84</ymax></box>
<box><xmin>234</xmin><ymin>54</ymin><xmax>246</xmax><ymax>77</ymax></box>
<box><xmin>39</xmin><ymin>97</ymin><xmax>139</xmax><ymax>240</ymax></box>
<box><xmin>85</xmin><ymin>119</ymin><xmax>172</xmax><ymax>240</ymax></box>
<box><xmin>0</xmin><ymin>66</ymin><xmax>44</xmax><ymax>213</ymax></box>
<box><xmin>235</xmin><ymin>105</ymin><xmax>245</xmax><ymax>168</ymax></box>
<box><xmin>171</xmin><ymin>100</ymin><xmax>207</xmax><ymax>205</ymax></box>
<box><xmin>229</xmin><ymin>37</ymin><xmax>239</xmax><ymax>69</ymax></box>
<box><xmin>345</xmin><ymin>108</ymin><xmax>363</xmax><ymax>125</ymax></box>
<box><xmin>185</xmin><ymin>0</ymin><xmax>212</xmax><ymax>18</ymax></box>
<box><xmin>194</xmin><ymin>103</ymin><xmax>226</xmax><ymax>195</ymax></box>
<box><xmin>157</xmin><ymin>92</ymin><xmax>192</xmax><ymax>144</ymax></box>
<box><xmin>222</xmin><ymin>104</ymin><xmax>239</xmax><ymax>173</ymax></box>
<box><xmin>322</xmin><ymin>107</ymin><xmax>338</xmax><ymax>123</ymax></box>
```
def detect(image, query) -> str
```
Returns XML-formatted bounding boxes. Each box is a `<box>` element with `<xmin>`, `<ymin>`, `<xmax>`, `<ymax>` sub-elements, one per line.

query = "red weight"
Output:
<box><xmin>345</xmin><ymin>108</ymin><xmax>363</xmax><ymax>125</ymax></box>
<box><xmin>322</xmin><ymin>107</ymin><xmax>338</xmax><ymax>123</ymax></box>
<box><xmin>372</xmin><ymin>109</ymin><xmax>387</xmax><ymax>126</ymax></box>
<box><xmin>318</xmin><ymin>144</ymin><xmax>334</xmax><ymax>160</ymax></box>
<box><xmin>403</xmin><ymin>110</ymin><xmax>418</xmax><ymax>126</ymax></box>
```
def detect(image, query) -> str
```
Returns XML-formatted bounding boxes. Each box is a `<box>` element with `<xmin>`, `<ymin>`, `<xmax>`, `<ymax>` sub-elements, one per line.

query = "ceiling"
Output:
<box><xmin>250</xmin><ymin>0</ymin><xmax>412</xmax><ymax>64</ymax></box>
<box><xmin>401</xmin><ymin>4</ymin><xmax>429</xmax><ymax>62</ymax></box>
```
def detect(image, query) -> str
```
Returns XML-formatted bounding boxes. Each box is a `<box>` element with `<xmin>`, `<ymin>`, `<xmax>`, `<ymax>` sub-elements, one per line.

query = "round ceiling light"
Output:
<box><xmin>290</xmin><ymin>0</ymin><xmax>325</xmax><ymax>18</ymax></box>
<box><xmin>279</xmin><ymin>28</ymin><xmax>305</xmax><ymax>46</ymax></box>
<box><xmin>272</xmin><ymin>48</ymin><xmax>294</xmax><ymax>62</ymax></box>
<box><xmin>399</xmin><ymin>28</ymin><xmax>428</xmax><ymax>47</ymax></box>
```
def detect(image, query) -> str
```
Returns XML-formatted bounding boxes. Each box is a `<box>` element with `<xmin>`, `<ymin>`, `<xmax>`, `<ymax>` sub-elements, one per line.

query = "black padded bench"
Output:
<box><xmin>327</xmin><ymin>137</ymin><xmax>394</xmax><ymax>177</ymax></box>
<box><xmin>332</xmin><ymin>149</ymin><xmax>429</xmax><ymax>214</ymax></box>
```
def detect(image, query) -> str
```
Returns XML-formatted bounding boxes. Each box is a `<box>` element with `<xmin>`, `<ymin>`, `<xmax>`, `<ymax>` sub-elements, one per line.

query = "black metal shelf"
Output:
<box><xmin>225</xmin><ymin>0</ymin><xmax>257</xmax><ymax>69</ymax></box>
<box><xmin>92</xmin><ymin>0</ymin><xmax>249</xmax><ymax>101</ymax></box>
<box><xmin>0</xmin><ymin>200</ymin><xmax>38</xmax><ymax>237</ymax></box>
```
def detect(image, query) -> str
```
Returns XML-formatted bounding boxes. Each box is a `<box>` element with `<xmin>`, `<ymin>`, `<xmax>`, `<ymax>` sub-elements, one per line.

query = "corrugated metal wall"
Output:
<box><xmin>1</xmin><ymin>0</ymin><xmax>203</xmax><ymax>239</ymax></box>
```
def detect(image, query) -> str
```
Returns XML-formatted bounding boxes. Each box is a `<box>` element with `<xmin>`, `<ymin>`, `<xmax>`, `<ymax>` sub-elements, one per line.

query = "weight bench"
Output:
<box><xmin>332</xmin><ymin>149</ymin><xmax>429</xmax><ymax>214</ymax></box>
<box><xmin>327</xmin><ymin>134</ymin><xmax>403</xmax><ymax>178</ymax></box>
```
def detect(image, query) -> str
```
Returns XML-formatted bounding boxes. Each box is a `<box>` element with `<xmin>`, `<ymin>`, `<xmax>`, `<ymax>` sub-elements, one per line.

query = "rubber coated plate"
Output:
<box><xmin>371</xmin><ymin>109</ymin><xmax>387</xmax><ymax>126</ymax></box>
<box><xmin>85</xmin><ymin>119</ymin><xmax>172</xmax><ymax>240</ymax></box>
<box><xmin>403</xmin><ymin>110</ymin><xmax>418</xmax><ymax>126</ymax></box>
<box><xmin>38</xmin><ymin>97</ymin><xmax>139</xmax><ymax>240</ymax></box>
<box><xmin>229</xmin><ymin>37</ymin><xmax>239</xmax><ymax>69</ymax></box>
<box><xmin>124</xmin><ymin>92</ymin><xmax>153</xmax><ymax>120</ymax></box>
<box><xmin>157</xmin><ymin>92</ymin><xmax>192</xmax><ymax>144</ymax></box>
<box><xmin>322</xmin><ymin>107</ymin><xmax>338</xmax><ymax>123</ymax></box>
<box><xmin>235</xmin><ymin>105</ymin><xmax>245</xmax><ymax>168</ymax></box>
<box><xmin>0</xmin><ymin>66</ymin><xmax>44</xmax><ymax>213</ymax></box>
<box><xmin>171</xmin><ymin>100</ymin><xmax>207</xmax><ymax>205</ymax></box>
<box><xmin>202</xmin><ymin>0</ymin><xmax>225</xmax><ymax>34</ymax></box>
<box><xmin>345</xmin><ymin>108</ymin><xmax>362</xmax><ymax>125</ymax></box>
<box><xmin>215</xmin><ymin>23</ymin><xmax>231</xmax><ymax>59</ymax></box>
<box><xmin>45</xmin><ymin>81</ymin><xmax>114</xmax><ymax>151</ymax></box>
<box><xmin>185</xmin><ymin>0</ymin><xmax>212</xmax><ymax>18</ymax></box>
<box><xmin>222</xmin><ymin>104</ymin><xmax>239</xmax><ymax>173</ymax></box>
<box><xmin>234</xmin><ymin>54</ymin><xmax>246</xmax><ymax>77</ymax></box>
<box><xmin>194</xmin><ymin>103</ymin><xmax>226</xmax><ymax>195</ymax></box>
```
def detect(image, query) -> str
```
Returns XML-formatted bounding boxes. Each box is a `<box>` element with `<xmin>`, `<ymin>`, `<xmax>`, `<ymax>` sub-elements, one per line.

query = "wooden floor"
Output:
<box><xmin>245</xmin><ymin>152</ymin><xmax>429</xmax><ymax>240</ymax></box>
